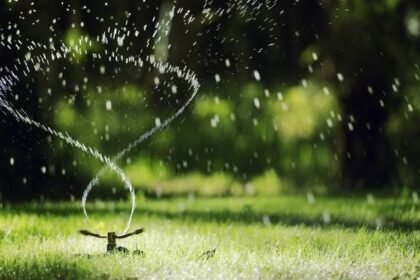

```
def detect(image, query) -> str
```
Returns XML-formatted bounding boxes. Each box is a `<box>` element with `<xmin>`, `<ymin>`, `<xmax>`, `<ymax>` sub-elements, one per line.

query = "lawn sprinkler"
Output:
<box><xmin>79</xmin><ymin>228</ymin><xmax>145</xmax><ymax>256</ymax></box>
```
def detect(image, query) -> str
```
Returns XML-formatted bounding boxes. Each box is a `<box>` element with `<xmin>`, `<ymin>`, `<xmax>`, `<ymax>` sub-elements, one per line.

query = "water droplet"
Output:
<box><xmin>379</xmin><ymin>99</ymin><xmax>385</xmax><ymax>108</ymax></box>
<box><xmin>253</xmin><ymin>70</ymin><xmax>261</xmax><ymax>81</ymax></box>
<box><xmin>210</xmin><ymin>115</ymin><xmax>220</xmax><ymax>128</ymax></box>
<box><xmin>171</xmin><ymin>85</ymin><xmax>177</xmax><ymax>94</ymax></box>
<box><xmin>117</xmin><ymin>36</ymin><xmax>124</xmax><ymax>47</ymax></box>
<box><xmin>214</xmin><ymin>73</ymin><xmax>221</xmax><ymax>83</ymax></box>
<box><xmin>253</xmin><ymin>97</ymin><xmax>261</xmax><ymax>109</ymax></box>
<box><xmin>154</xmin><ymin>77</ymin><xmax>160</xmax><ymax>85</ymax></box>
<box><xmin>408</xmin><ymin>104</ymin><xmax>414</xmax><ymax>112</ymax></box>
<box><xmin>155</xmin><ymin>117</ymin><xmax>162</xmax><ymax>127</ymax></box>
<box><xmin>105</xmin><ymin>100</ymin><xmax>112</xmax><ymax>111</ymax></box>
<box><xmin>327</xmin><ymin>119</ymin><xmax>333</xmax><ymax>128</ymax></box>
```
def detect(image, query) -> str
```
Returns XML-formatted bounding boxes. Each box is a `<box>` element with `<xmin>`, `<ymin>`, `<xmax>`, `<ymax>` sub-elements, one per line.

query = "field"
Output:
<box><xmin>0</xmin><ymin>195</ymin><xmax>419</xmax><ymax>279</ymax></box>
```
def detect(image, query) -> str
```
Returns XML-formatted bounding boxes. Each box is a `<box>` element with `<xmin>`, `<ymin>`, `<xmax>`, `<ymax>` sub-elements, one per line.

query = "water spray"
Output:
<box><xmin>0</xmin><ymin>7</ymin><xmax>200</xmax><ymax>234</ymax></box>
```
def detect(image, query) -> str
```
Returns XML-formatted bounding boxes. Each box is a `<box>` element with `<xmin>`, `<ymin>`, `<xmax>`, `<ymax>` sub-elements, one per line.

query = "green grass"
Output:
<box><xmin>0</xmin><ymin>195</ymin><xmax>419</xmax><ymax>279</ymax></box>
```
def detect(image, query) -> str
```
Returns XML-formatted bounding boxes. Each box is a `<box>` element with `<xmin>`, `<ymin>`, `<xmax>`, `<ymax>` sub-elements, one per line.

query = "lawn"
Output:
<box><xmin>0</xmin><ymin>195</ymin><xmax>419</xmax><ymax>279</ymax></box>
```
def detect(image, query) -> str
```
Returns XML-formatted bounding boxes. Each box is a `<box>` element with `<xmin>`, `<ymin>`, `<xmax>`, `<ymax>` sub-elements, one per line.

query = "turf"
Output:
<box><xmin>0</xmin><ymin>195</ymin><xmax>419</xmax><ymax>279</ymax></box>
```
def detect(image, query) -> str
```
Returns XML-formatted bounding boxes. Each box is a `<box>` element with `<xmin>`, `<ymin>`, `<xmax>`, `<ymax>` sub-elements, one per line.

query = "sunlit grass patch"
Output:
<box><xmin>0</xmin><ymin>195</ymin><xmax>418</xmax><ymax>279</ymax></box>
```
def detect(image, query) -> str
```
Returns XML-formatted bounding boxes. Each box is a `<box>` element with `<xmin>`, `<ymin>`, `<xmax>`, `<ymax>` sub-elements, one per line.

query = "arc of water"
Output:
<box><xmin>0</xmin><ymin>26</ymin><xmax>200</xmax><ymax>234</ymax></box>
<box><xmin>82</xmin><ymin>58</ymin><xmax>201</xmax><ymax>225</ymax></box>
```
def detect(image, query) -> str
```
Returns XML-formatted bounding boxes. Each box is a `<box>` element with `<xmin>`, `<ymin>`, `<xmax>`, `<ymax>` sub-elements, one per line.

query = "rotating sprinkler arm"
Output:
<box><xmin>116</xmin><ymin>228</ymin><xmax>144</xmax><ymax>239</ymax></box>
<box><xmin>79</xmin><ymin>228</ymin><xmax>144</xmax><ymax>239</ymax></box>
<box><xmin>79</xmin><ymin>230</ymin><xmax>107</xmax><ymax>238</ymax></box>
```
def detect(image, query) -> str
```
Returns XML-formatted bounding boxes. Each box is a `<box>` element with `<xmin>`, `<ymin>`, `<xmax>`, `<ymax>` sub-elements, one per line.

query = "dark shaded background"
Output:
<box><xmin>0</xmin><ymin>0</ymin><xmax>419</xmax><ymax>201</ymax></box>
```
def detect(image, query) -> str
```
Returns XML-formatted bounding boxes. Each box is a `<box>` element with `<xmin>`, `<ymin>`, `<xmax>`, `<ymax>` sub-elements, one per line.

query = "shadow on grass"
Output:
<box><xmin>5</xmin><ymin>202</ymin><xmax>419</xmax><ymax>233</ymax></box>
<box><xmin>0</xmin><ymin>258</ymin><xmax>96</xmax><ymax>280</ymax></box>
<box><xmin>138</xmin><ymin>207</ymin><xmax>419</xmax><ymax>233</ymax></box>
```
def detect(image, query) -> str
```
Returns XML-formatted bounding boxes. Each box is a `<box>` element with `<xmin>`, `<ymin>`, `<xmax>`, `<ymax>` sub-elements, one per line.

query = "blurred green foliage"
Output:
<box><xmin>0</xmin><ymin>0</ymin><xmax>419</xmax><ymax>201</ymax></box>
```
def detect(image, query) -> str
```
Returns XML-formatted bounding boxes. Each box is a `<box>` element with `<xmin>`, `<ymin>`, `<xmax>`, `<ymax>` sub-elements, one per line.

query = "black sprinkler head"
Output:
<box><xmin>79</xmin><ymin>228</ymin><xmax>145</xmax><ymax>254</ymax></box>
